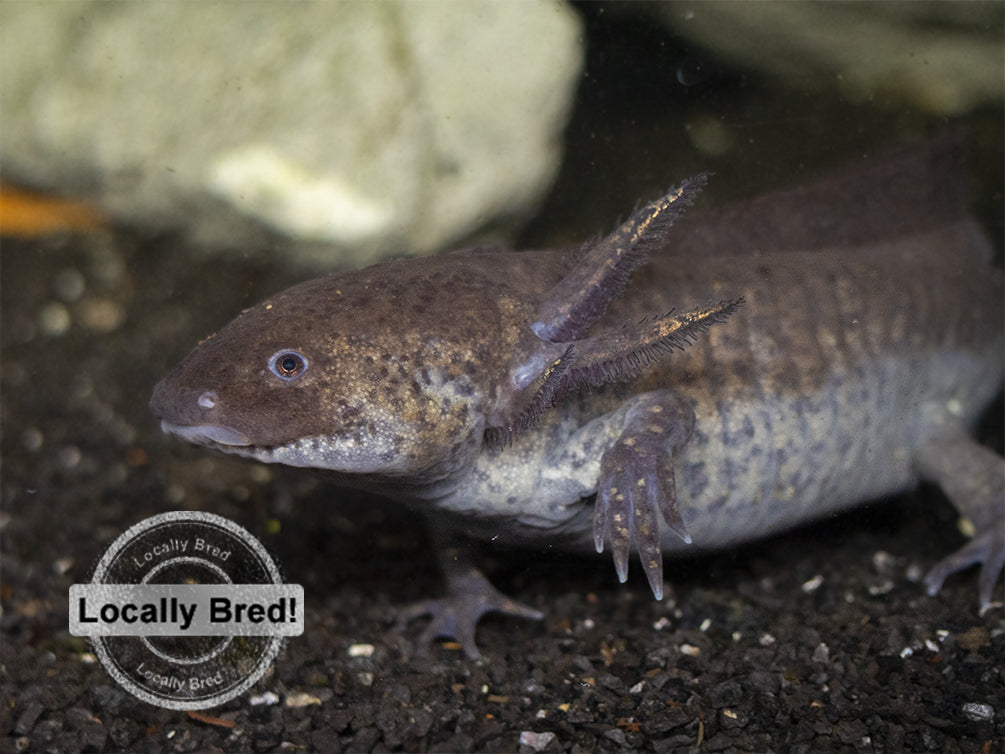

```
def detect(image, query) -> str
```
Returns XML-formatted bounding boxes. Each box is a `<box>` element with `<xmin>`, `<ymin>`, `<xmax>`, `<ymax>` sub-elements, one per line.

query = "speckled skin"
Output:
<box><xmin>152</xmin><ymin>138</ymin><xmax>1004</xmax><ymax>655</ymax></box>
<box><xmin>447</xmin><ymin>221</ymin><xmax>1001</xmax><ymax>543</ymax></box>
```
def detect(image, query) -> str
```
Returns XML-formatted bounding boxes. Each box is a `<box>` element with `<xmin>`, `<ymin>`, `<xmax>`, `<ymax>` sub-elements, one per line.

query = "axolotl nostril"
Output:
<box><xmin>150</xmin><ymin>137</ymin><xmax>1004</xmax><ymax>658</ymax></box>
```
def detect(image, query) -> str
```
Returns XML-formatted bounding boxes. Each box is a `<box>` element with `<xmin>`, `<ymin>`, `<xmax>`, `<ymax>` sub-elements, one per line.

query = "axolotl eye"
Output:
<box><xmin>268</xmin><ymin>350</ymin><xmax>309</xmax><ymax>381</ymax></box>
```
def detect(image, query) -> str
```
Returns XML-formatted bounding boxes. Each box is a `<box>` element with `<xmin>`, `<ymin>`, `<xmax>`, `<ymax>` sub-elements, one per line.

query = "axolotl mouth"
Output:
<box><xmin>158</xmin><ymin>421</ymin><xmax>251</xmax><ymax>448</ymax></box>
<box><xmin>157</xmin><ymin>418</ymin><xmax>411</xmax><ymax>476</ymax></box>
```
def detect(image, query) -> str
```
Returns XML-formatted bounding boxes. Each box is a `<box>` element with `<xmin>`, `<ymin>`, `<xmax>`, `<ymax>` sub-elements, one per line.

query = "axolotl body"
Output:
<box><xmin>151</xmin><ymin>139</ymin><xmax>1004</xmax><ymax>656</ymax></box>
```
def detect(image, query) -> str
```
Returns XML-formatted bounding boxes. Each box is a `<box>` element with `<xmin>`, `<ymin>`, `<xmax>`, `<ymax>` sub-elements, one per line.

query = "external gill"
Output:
<box><xmin>486</xmin><ymin>344</ymin><xmax>574</xmax><ymax>445</ymax></box>
<box><xmin>531</xmin><ymin>174</ymin><xmax>710</xmax><ymax>343</ymax></box>
<box><xmin>488</xmin><ymin>176</ymin><xmax>739</xmax><ymax>454</ymax></box>
<box><xmin>488</xmin><ymin>300</ymin><xmax>743</xmax><ymax>444</ymax></box>
<box><xmin>489</xmin><ymin>176</ymin><xmax>725</xmax><ymax>444</ymax></box>
<box><xmin>564</xmin><ymin>299</ymin><xmax>744</xmax><ymax>388</ymax></box>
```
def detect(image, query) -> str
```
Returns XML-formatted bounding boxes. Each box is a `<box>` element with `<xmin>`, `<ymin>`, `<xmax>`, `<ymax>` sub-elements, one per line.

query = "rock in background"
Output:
<box><xmin>650</xmin><ymin>1</ymin><xmax>1002</xmax><ymax>116</ymax></box>
<box><xmin>1</xmin><ymin>1</ymin><xmax>582</xmax><ymax>267</ymax></box>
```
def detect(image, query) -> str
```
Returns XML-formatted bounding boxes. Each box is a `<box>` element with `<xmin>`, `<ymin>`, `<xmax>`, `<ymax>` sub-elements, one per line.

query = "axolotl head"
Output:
<box><xmin>150</xmin><ymin>253</ymin><xmax>546</xmax><ymax>488</ymax></box>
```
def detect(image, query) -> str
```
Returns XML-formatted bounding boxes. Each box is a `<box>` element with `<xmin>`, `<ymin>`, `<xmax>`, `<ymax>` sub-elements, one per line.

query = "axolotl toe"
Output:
<box><xmin>151</xmin><ymin>137</ymin><xmax>1003</xmax><ymax>658</ymax></box>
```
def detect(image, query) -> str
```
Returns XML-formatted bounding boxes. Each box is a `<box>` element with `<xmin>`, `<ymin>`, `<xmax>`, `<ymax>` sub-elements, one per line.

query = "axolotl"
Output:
<box><xmin>151</xmin><ymin>138</ymin><xmax>1003</xmax><ymax>657</ymax></box>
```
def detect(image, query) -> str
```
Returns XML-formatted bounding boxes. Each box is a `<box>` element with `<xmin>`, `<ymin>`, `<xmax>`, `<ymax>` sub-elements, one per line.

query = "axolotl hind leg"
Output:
<box><xmin>913</xmin><ymin>419</ymin><xmax>1005</xmax><ymax>609</ymax></box>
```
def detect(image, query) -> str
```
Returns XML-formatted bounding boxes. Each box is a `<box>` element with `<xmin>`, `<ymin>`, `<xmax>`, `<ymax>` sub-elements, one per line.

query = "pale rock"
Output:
<box><xmin>1</xmin><ymin>2</ymin><xmax>582</xmax><ymax>267</ymax></box>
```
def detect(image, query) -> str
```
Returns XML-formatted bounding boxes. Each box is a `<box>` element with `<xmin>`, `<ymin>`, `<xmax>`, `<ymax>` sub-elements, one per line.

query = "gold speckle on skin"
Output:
<box><xmin>774</xmin><ymin>484</ymin><xmax>795</xmax><ymax>501</ymax></box>
<box><xmin>630</xmin><ymin>188</ymin><xmax>686</xmax><ymax>245</ymax></box>
<box><xmin>647</xmin><ymin>424</ymin><xmax>663</xmax><ymax>433</ymax></box>
<box><xmin>637</xmin><ymin>478</ymin><xmax>646</xmax><ymax>487</ymax></box>
<box><xmin>623</xmin><ymin>437</ymin><xmax>636</xmax><ymax>447</ymax></box>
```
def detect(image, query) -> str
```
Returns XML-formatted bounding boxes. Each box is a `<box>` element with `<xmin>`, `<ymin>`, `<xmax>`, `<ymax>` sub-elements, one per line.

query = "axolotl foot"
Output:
<box><xmin>399</xmin><ymin>564</ymin><xmax>543</xmax><ymax>659</ymax></box>
<box><xmin>914</xmin><ymin>420</ymin><xmax>1004</xmax><ymax>610</ymax></box>
<box><xmin>593</xmin><ymin>391</ymin><xmax>696</xmax><ymax>601</ymax></box>
<box><xmin>924</xmin><ymin>524</ymin><xmax>1004</xmax><ymax>610</ymax></box>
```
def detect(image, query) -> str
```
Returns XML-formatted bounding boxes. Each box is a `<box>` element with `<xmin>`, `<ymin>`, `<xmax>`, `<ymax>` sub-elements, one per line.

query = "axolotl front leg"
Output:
<box><xmin>398</xmin><ymin>528</ymin><xmax>544</xmax><ymax>659</ymax></box>
<box><xmin>406</xmin><ymin>389</ymin><xmax>698</xmax><ymax>658</ymax></box>
<box><xmin>594</xmin><ymin>390</ymin><xmax>695</xmax><ymax>600</ymax></box>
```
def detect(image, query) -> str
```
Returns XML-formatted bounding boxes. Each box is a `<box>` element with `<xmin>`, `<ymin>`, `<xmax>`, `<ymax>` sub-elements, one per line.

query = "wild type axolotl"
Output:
<box><xmin>151</xmin><ymin>138</ymin><xmax>1004</xmax><ymax>657</ymax></box>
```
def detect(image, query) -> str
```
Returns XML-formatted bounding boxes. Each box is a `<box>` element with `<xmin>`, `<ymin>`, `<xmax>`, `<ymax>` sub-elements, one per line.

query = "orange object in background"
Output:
<box><xmin>0</xmin><ymin>184</ymin><xmax>106</xmax><ymax>237</ymax></box>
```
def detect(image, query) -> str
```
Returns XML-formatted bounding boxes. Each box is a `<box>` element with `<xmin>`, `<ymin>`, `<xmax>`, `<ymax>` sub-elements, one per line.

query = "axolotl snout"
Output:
<box><xmin>151</xmin><ymin>139</ymin><xmax>1004</xmax><ymax>656</ymax></box>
